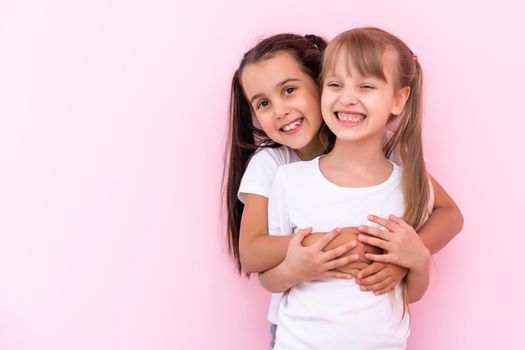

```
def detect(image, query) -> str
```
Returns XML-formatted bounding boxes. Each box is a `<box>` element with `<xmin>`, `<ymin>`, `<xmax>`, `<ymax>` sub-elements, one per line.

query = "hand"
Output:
<box><xmin>356</xmin><ymin>262</ymin><xmax>408</xmax><ymax>295</ymax></box>
<box><xmin>357</xmin><ymin>214</ymin><xmax>431</xmax><ymax>273</ymax></box>
<box><xmin>283</xmin><ymin>227</ymin><xmax>360</xmax><ymax>283</ymax></box>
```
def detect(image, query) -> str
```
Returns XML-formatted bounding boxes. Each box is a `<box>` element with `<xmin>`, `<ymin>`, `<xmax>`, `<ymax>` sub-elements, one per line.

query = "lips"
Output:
<box><xmin>279</xmin><ymin>118</ymin><xmax>304</xmax><ymax>133</ymax></box>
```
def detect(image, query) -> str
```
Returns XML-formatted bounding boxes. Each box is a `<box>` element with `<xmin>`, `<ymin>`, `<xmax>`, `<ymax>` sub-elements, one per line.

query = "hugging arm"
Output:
<box><xmin>417</xmin><ymin>174</ymin><xmax>463</xmax><ymax>254</ymax></box>
<box><xmin>239</xmin><ymin>193</ymin><xmax>291</xmax><ymax>273</ymax></box>
<box><xmin>240</xmin><ymin>194</ymin><xmax>359</xmax><ymax>283</ymax></box>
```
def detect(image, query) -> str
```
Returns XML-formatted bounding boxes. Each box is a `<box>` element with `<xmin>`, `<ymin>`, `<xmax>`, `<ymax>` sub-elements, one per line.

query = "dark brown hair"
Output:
<box><xmin>223</xmin><ymin>33</ymin><xmax>329</xmax><ymax>273</ymax></box>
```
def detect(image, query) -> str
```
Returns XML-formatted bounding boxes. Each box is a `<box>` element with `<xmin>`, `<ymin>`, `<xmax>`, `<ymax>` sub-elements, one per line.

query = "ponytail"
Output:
<box><xmin>384</xmin><ymin>59</ymin><xmax>430</xmax><ymax>231</ymax></box>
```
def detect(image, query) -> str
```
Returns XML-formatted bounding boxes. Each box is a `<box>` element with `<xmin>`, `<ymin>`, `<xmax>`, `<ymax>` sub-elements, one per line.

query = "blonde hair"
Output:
<box><xmin>321</xmin><ymin>27</ymin><xmax>430</xmax><ymax>231</ymax></box>
<box><xmin>321</xmin><ymin>27</ymin><xmax>432</xmax><ymax>318</ymax></box>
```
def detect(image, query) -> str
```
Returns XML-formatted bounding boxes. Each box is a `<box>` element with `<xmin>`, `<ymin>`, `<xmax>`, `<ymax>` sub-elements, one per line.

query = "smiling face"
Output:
<box><xmin>321</xmin><ymin>48</ymin><xmax>409</xmax><ymax>144</ymax></box>
<box><xmin>241</xmin><ymin>52</ymin><xmax>324</xmax><ymax>156</ymax></box>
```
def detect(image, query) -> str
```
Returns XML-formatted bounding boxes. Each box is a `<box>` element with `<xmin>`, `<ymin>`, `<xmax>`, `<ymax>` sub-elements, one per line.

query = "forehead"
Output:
<box><xmin>325</xmin><ymin>46</ymin><xmax>398</xmax><ymax>83</ymax></box>
<box><xmin>241</xmin><ymin>52</ymin><xmax>310</xmax><ymax>94</ymax></box>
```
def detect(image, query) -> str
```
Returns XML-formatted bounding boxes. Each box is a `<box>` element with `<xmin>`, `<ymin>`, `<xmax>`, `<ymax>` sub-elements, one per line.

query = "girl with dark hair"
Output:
<box><xmin>224</xmin><ymin>32</ymin><xmax>462</xmax><ymax>348</ymax></box>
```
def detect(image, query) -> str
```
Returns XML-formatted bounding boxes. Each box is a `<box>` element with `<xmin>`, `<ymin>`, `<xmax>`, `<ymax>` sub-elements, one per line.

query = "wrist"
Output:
<box><xmin>280</xmin><ymin>260</ymin><xmax>302</xmax><ymax>287</ymax></box>
<box><xmin>412</xmin><ymin>248</ymin><xmax>431</xmax><ymax>274</ymax></box>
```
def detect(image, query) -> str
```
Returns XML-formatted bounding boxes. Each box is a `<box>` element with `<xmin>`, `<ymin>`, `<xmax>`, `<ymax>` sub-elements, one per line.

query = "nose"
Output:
<box><xmin>274</xmin><ymin>99</ymin><xmax>291</xmax><ymax>120</ymax></box>
<box><xmin>339</xmin><ymin>87</ymin><xmax>358</xmax><ymax>106</ymax></box>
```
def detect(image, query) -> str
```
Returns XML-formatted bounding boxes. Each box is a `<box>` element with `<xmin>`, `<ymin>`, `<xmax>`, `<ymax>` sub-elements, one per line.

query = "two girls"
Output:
<box><xmin>225</xmin><ymin>29</ymin><xmax>463</xmax><ymax>348</ymax></box>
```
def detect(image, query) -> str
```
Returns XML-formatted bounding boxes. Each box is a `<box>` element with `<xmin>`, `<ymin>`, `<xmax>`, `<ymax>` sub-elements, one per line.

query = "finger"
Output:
<box><xmin>365</xmin><ymin>253</ymin><xmax>398</xmax><ymax>264</ymax></box>
<box><xmin>312</xmin><ymin>227</ymin><xmax>342</xmax><ymax>249</ymax></box>
<box><xmin>367</xmin><ymin>215</ymin><xmax>400</xmax><ymax>232</ymax></box>
<box><xmin>360</xmin><ymin>278</ymin><xmax>391</xmax><ymax>293</ymax></box>
<box><xmin>373</xmin><ymin>283</ymin><xmax>397</xmax><ymax>295</ymax></box>
<box><xmin>320</xmin><ymin>271</ymin><xmax>353</xmax><ymax>280</ymax></box>
<box><xmin>337</xmin><ymin>262</ymin><xmax>370</xmax><ymax>275</ymax></box>
<box><xmin>357</xmin><ymin>225</ymin><xmax>390</xmax><ymax>241</ymax></box>
<box><xmin>324</xmin><ymin>254</ymin><xmax>360</xmax><ymax>271</ymax></box>
<box><xmin>359</xmin><ymin>271</ymin><xmax>388</xmax><ymax>286</ymax></box>
<box><xmin>388</xmin><ymin>214</ymin><xmax>412</xmax><ymax>230</ymax></box>
<box><xmin>356</xmin><ymin>262</ymin><xmax>384</xmax><ymax>280</ymax></box>
<box><xmin>332</xmin><ymin>268</ymin><xmax>361</xmax><ymax>278</ymax></box>
<box><xmin>292</xmin><ymin>227</ymin><xmax>313</xmax><ymax>244</ymax></box>
<box><xmin>321</xmin><ymin>241</ymin><xmax>357</xmax><ymax>261</ymax></box>
<box><xmin>357</xmin><ymin>235</ymin><xmax>391</xmax><ymax>251</ymax></box>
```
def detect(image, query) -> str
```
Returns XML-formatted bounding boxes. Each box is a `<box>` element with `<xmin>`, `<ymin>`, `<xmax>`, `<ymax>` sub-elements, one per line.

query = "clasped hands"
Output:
<box><xmin>282</xmin><ymin>214</ymin><xmax>429</xmax><ymax>296</ymax></box>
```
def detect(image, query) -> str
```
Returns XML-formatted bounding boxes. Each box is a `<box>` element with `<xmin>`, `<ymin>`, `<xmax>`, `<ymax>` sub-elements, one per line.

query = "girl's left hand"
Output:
<box><xmin>357</xmin><ymin>214</ymin><xmax>431</xmax><ymax>273</ymax></box>
<box><xmin>356</xmin><ymin>262</ymin><xmax>408</xmax><ymax>295</ymax></box>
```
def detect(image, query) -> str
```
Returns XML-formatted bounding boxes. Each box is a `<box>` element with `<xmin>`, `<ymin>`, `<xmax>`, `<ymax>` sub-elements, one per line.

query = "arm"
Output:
<box><xmin>239</xmin><ymin>193</ymin><xmax>291</xmax><ymax>273</ymax></box>
<box><xmin>258</xmin><ymin>228</ymin><xmax>380</xmax><ymax>292</ymax></box>
<box><xmin>302</xmin><ymin>227</ymin><xmax>380</xmax><ymax>276</ymax></box>
<box><xmin>417</xmin><ymin>174</ymin><xmax>463</xmax><ymax>254</ymax></box>
<box><xmin>258</xmin><ymin>227</ymin><xmax>360</xmax><ymax>293</ymax></box>
<box><xmin>405</xmin><ymin>256</ymin><xmax>430</xmax><ymax>303</ymax></box>
<box><xmin>240</xmin><ymin>194</ymin><xmax>359</xmax><ymax>281</ymax></box>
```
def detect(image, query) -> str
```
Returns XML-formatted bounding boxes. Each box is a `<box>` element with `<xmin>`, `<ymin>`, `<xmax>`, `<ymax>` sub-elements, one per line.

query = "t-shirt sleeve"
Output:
<box><xmin>238</xmin><ymin>148</ymin><xmax>281</xmax><ymax>203</ymax></box>
<box><xmin>267</xmin><ymin>168</ymin><xmax>293</xmax><ymax>236</ymax></box>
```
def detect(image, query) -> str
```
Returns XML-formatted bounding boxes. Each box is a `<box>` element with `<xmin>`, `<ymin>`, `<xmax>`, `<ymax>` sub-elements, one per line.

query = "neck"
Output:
<box><xmin>326</xmin><ymin>134</ymin><xmax>389</xmax><ymax>171</ymax></box>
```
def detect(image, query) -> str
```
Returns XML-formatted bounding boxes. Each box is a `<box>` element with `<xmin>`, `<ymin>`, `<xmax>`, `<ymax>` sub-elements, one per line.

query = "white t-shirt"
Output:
<box><xmin>238</xmin><ymin>146</ymin><xmax>300</xmax><ymax>203</ymax></box>
<box><xmin>237</xmin><ymin>146</ymin><xmax>432</xmax><ymax>327</ymax></box>
<box><xmin>269</xmin><ymin>158</ymin><xmax>409</xmax><ymax>350</ymax></box>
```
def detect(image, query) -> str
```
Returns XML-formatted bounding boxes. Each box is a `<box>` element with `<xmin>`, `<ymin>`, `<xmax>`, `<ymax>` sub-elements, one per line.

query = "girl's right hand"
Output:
<box><xmin>282</xmin><ymin>227</ymin><xmax>360</xmax><ymax>283</ymax></box>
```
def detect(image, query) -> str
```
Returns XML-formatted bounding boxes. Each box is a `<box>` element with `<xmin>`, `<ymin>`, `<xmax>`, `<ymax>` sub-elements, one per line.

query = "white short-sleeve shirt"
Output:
<box><xmin>269</xmin><ymin>158</ymin><xmax>410</xmax><ymax>350</ymax></box>
<box><xmin>238</xmin><ymin>146</ymin><xmax>300</xmax><ymax>203</ymax></box>
<box><xmin>237</xmin><ymin>145</ymin><xmax>432</xmax><ymax>328</ymax></box>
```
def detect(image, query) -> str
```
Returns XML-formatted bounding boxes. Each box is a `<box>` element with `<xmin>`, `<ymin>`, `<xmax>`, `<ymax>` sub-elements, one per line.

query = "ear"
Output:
<box><xmin>390</xmin><ymin>86</ymin><xmax>411</xmax><ymax>116</ymax></box>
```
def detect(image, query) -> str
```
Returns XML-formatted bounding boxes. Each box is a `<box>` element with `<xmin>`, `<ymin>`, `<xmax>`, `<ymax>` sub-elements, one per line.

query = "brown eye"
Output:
<box><xmin>257</xmin><ymin>100</ymin><xmax>269</xmax><ymax>109</ymax></box>
<box><xmin>283</xmin><ymin>87</ymin><xmax>296</xmax><ymax>95</ymax></box>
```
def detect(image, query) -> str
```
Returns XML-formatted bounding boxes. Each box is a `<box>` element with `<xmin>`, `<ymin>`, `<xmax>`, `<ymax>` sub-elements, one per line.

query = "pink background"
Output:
<box><xmin>0</xmin><ymin>0</ymin><xmax>523</xmax><ymax>349</ymax></box>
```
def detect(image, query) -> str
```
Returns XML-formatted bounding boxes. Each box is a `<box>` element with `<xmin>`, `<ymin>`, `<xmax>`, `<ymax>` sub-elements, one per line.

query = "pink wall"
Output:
<box><xmin>0</xmin><ymin>0</ymin><xmax>523</xmax><ymax>349</ymax></box>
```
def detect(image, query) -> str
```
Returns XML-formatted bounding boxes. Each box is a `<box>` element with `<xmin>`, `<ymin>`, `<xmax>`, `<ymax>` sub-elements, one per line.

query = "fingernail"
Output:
<box><xmin>360</xmin><ymin>286</ymin><xmax>367</xmax><ymax>291</ymax></box>
<box><xmin>368</xmin><ymin>215</ymin><xmax>373</xmax><ymax>219</ymax></box>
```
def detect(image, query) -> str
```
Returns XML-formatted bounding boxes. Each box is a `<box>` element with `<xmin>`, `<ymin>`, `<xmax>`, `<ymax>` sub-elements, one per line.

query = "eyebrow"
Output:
<box><xmin>249</xmin><ymin>78</ymin><xmax>300</xmax><ymax>104</ymax></box>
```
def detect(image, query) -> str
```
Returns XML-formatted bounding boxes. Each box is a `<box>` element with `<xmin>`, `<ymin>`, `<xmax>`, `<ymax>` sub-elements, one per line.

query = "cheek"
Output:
<box><xmin>320</xmin><ymin>90</ymin><xmax>335</xmax><ymax>108</ymax></box>
<box><xmin>320</xmin><ymin>94</ymin><xmax>333</xmax><ymax>119</ymax></box>
<box><xmin>253</xmin><ymin>113</ymin><xmax>272</xmax><ymax>132</ymax></box>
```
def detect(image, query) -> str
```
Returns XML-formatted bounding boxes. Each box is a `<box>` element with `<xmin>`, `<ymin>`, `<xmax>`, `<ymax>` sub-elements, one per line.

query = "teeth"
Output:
<box><xmin>337</xmin><ymin>112</ymin><xmax>365</xmax><ymax>122</ymax></box>
<box><xmin>282</xmin><ymin>119</ymin><xmax>302</xmax><ymax>131</ymax></box>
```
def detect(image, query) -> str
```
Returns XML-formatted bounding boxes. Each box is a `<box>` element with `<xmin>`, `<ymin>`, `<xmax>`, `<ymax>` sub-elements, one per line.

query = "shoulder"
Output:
<box><xmin>249</xmin><ymin>146</ymin><xmax>298</xmax><ymax>168</ymax></box>
<box><xmin>238</xmin><ymin>146</ymin><xmax>297</xmax><ymax>202</ymax></box>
